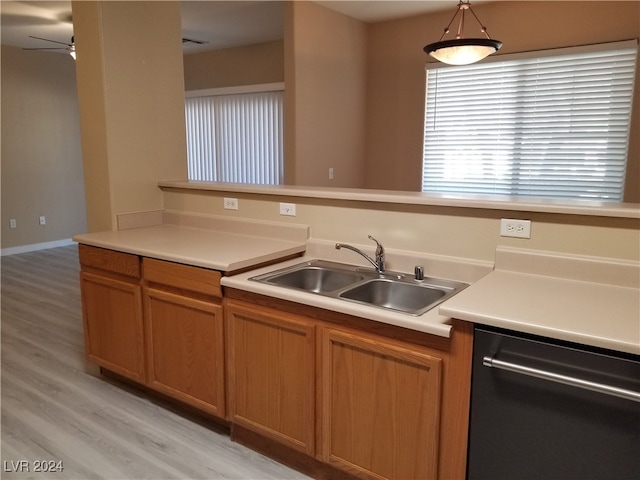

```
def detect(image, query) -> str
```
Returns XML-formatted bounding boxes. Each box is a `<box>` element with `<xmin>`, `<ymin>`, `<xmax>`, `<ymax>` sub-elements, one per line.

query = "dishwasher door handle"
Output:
<box><xmin>483</xmin><ymin>355</ymin><xmax>640</xmax><ymax>403</ymax></box>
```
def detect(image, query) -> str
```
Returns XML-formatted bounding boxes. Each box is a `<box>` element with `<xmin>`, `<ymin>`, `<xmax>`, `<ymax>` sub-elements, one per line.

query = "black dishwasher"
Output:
<box><xmin>467</xmin><ymin>325</ymin><xmax>640</xmax><ymax>480</ymax></box>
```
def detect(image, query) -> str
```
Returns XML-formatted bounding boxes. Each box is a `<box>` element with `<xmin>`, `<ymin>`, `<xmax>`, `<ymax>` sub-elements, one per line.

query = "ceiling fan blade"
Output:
<box><xmin>28</xmin><ymin>35</ymin><xmax>72</xmax><ymax>47</ymax></box>
<box><xmin>23</xmin><ymin>47</ymin><xmax>68</xmax><ymax>51</ymax></box>
<box><xmin>182</xmin><ymin>37</ymin><xmax>209</xmax><ymax>45</ymax></box>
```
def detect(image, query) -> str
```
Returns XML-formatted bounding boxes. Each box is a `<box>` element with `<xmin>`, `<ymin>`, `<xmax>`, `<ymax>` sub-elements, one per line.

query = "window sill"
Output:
<box><xmin>158</xmin><ymin>180</ymin><xmax>640</xmax><ymax>220</ymax></box>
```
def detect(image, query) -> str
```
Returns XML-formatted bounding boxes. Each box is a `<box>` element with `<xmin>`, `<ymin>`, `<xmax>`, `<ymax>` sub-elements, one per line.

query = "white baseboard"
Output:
<box><xmin>1</xmin><ymin>238</ymin><xmax>76</xmax><ymax>256</ymax></box>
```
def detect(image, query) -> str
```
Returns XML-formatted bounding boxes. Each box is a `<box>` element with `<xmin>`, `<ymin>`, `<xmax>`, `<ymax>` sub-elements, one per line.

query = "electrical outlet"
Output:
<box><xmin>329</xmin><ymin>167</ymin><xmax>334</xmax><ymax>180</ymax></box>
<box><xmin>279</xmin><ymin>202</ymin><xmax>296</xmax><ymax>216</ymax></box>
<box><xmin>9</xmin><ymin>219</ymin><xmax>16</xmax><ymax>229</ymax></box>
<box><xmin>223</xmin><ymin>197</ymin><xmax>239</xmax><ymax>210</ymax></box>
<box><xmin>500</xmin><ymin>218</ymin><xmax>531</xmax><ymax>239</ymax></box>
<box><xmin>39</xmin><ymin>216</ymin><xmax>46</xmax><ymax>226</ymax></box>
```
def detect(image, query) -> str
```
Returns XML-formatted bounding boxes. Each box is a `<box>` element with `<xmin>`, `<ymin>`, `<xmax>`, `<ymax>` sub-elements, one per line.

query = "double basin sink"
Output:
<box><xmin>251</xmin><ymin>259</ymin><xmax>468</xmax><ymax>316</ymax></box>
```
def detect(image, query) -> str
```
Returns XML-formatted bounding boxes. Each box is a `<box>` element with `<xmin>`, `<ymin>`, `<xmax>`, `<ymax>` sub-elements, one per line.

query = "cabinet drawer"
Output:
<box><xmin>79</xmin><ymin>244</ymin><xmax>141</xmax><ymax>278</ymax></box>
<box><xmin>143</xmin><ymin>257</ymin><xmax>222</xmax><ymax>298</ymax></box>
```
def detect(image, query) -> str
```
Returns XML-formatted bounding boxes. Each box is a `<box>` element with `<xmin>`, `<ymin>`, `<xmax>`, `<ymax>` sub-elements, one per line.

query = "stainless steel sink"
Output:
<box><xmin>339</xmin><ymin>279</ymin><xmax>450</xmax><ymax>315</ymax></box>
<box><xmin>250</xmin><ymin>259</ymin><xmax>468</xmax><ymax>316</ymax></box>
<box><xmin>258</xmin><ymin>264</ymin><xmax>364</xmax><ymax>293</ymax></box>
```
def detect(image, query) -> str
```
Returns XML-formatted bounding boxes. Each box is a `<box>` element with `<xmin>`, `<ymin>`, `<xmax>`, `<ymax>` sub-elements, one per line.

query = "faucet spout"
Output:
<box><xmin>335</xmin><ymin>235</ymin><xmax>385</xmax><ymax>273</ymax></box>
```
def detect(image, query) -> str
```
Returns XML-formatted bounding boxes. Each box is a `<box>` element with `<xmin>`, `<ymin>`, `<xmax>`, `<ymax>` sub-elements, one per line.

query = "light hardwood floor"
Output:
<box><xmin>1</xmin><ymin>245</ymin><xmax>310</xmax><ymax>480</ymax></box>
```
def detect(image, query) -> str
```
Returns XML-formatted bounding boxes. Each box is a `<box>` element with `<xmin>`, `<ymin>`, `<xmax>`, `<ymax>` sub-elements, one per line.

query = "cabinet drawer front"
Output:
<box><xmin>143</xmin><ymin>258</ymin><xmax>221</xmax><ymax>297</ymax></box>
<box><xmin>79</xmin><ymin>244</ymin><xmax>141</xmax><ymax>278</ymax></box>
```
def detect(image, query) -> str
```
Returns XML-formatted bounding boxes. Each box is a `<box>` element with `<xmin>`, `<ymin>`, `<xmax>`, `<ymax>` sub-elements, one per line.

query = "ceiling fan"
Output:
<box><xmin>22</xmin><ymin>35</ymin><xmax>208</xmax><ymax>57</ymax></box>
<box><xmin>24</xmin><ymin>36</ymin><xmax>76</xmax><ymax>59</ymax></box>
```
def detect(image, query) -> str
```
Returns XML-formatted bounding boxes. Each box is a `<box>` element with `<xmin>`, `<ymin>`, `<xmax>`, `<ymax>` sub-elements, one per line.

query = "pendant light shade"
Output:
<box><xmin>424</xmin><ymin>0</ymin><xmax>502</xmax><ymax>65</ymax></box>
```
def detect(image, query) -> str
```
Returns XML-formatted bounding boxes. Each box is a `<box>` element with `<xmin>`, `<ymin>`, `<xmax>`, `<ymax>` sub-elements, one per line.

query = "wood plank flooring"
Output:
<box><xmin>1</xmin><ymin>245</ymin><xmax>310</xmax><ymax>480</ymax></box>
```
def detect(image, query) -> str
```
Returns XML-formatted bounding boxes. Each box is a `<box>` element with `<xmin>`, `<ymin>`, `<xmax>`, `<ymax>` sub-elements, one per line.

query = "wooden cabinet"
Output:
<box><xmin>320</xmin><ymin>327</ymin><xmax>442</xmax><ymax>480</ymax></box>
<box><xmin>79</xmin><ymin>245</ymin><xmax>226</xmax><ymax>419</ymax></box>
<box><xmin>142</xmin><ymin>258</ymin><xmax>226</xmax><ymax>418</ymax></box>
<box><xmin>79</xmin><ymin>245</ymin><xmax>472</xmax><ymax>479</ymax></box>
<box><xmin>226</xmin><ymin>300</ymin><xmax>315</xmax><ymax>455</ymax></box>
<box><xmin>224</xmin><ymin>291</ymin><xmax>470</xmax><ymax>480</ymax></box>
<box><xmin>79</xmin><ymin>244</ymin><xmax>145</xmax><ymax>383</ymax></box>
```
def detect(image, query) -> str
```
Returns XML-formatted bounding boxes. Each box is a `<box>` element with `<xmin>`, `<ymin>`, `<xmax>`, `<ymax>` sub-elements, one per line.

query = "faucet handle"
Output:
<box><xmin>368</xmin><ymin>235</ymin><xmax>384</xmax><ymax>256</ymax></box>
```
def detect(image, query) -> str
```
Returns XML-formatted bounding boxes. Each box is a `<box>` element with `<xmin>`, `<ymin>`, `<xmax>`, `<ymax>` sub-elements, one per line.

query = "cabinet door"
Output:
<box><xmin>226</xmin><ymin>301</ymin><xmax>315</xmax><ymax>455</ymax></box>
<box><xmin>320</xmin><ymin>328</ymin><xmax>443</xmax><ymax>480</ymax></box>
<box><xmin>80</xmin><ymin>271</ymin><xmax>145</xmax><ymax>382</ymax></box>
<box><xmin>144</xmin><ymin>288</ymin><xmax>225</xmax><ymax>418</ymax></box>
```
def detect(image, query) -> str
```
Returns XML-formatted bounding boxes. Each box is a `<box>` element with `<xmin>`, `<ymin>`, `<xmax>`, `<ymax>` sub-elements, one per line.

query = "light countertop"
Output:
<box><xmin>73</xmin><ymin>212</ymin><xmax>308</xmax><ymax>272</ymax></box>
<box><xmin>441</xmin><ymin>247</ymin><xmax>640</xmax><ymax>355</ymax></box>
<box><xmin>74</xmin><ymin>217</ymin><xmax>493</xmax><ymax>339</ymax></box>
<box><xmin>74</xmin><ymin>212</ymin><xmax>639</xmax><ymax>354</ymax></box>
<box><xmin>222</xmin><ymin>245</ymin><xmax>640</xmax><ymax>354</ymax></box>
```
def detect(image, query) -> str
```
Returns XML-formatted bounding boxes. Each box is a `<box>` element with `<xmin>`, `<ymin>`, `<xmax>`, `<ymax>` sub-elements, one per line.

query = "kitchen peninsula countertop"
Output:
<box><xmin>441</xmin><ymin>246</ymin><xmax>640</xmax><ymax>355</ymax></box>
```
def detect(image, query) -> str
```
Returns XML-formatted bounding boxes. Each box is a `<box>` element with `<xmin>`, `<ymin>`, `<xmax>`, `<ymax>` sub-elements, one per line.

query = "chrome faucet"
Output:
<box><xmin>335</xmin><ymin>235</ymin><xmax>385</xmax><ymax>273</ymax></box>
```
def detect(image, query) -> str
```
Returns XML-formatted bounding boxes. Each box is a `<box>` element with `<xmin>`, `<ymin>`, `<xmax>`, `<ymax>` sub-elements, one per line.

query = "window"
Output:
<box><xmin>422</xmin><ymin>41</ymin><xmax>638</xmax><ymax>200</ymax></box>
<box><xmin>185</xmin><ymin>84</ymin><xmax>284</xmax><ymax>184</ymax></box>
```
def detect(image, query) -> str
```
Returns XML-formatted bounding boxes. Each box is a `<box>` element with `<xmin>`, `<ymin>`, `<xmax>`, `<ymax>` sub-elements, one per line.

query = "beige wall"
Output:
<box><xmin>365</xmin><ymin>1</ymin><xmax>640</xmax><ymax>200</ymax></box>
<box><xmin>183</xmin><ymin>40</ymin><xmax>284</xmax><ymax>91</ymax></box>
<box><xmin>162</xmin><ymin>188</ymin><xmax>640</xmax><ymax>263</ymax></box>
<box><xmin>70</xmin><ymin>0</ymin><xmax>638</xmax><ymax>264</ymax></box>
<box><xmin>1</xmin><ymin>45</ymin><xmax>87</xmax><ymax>249</ymax></box>
<box><xmin>73</xmin><ymin>0</ymin><xmax>187</xmax><ymax>232</ymax></box>
<box><xmin>285</xmin><ymin>1</ymin><xmax>367</xmax><ymax>187</ymax></box>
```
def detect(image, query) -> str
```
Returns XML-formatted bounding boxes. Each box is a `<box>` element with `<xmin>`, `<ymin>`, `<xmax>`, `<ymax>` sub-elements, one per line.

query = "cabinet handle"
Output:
<box><xmin>483</xmin><ymin>355</ymin><xmax>640</xmax><ymax>403</ymax></box>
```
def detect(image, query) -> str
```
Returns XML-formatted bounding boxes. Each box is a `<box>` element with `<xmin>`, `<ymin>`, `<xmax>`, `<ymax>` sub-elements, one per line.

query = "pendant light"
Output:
<box><xmin>424</xmin><ymin>0</ymin><xmax>502</xmax><ymax>66</ymax></box>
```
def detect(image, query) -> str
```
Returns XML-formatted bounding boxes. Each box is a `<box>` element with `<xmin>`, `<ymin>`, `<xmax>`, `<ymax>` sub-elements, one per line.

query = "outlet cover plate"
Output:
<box><xmin>500</xmin><ymin>218</ymin><xmax>531</xmax><ymax>239</ymax></box>
<box><xmin>223</xmin><ymin>198</ymin><xmax>239</xmax><ymax>210</ymax></box>
<box><xmin>279</xmin><ymin>203</ymin><xmax>296</xmax><ymax>216</ymax></box>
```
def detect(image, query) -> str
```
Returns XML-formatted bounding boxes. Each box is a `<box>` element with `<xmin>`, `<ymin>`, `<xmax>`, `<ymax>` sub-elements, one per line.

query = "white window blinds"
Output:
<box><xmin>185</xmin><ymin>87</ymin><xmax>283</xmax><ymax>184</ymax></box>
<box><xmin>422</xmin><ymin>40</ymin><xmax>638</xmax><ymax>200</ymax></box>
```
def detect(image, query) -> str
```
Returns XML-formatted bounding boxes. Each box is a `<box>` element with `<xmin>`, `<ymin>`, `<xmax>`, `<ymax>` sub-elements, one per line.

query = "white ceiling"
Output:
<box><xmin>1</xmin><ymin>1</ymin><xmax>461</xmax><ymax>55</ymax></box>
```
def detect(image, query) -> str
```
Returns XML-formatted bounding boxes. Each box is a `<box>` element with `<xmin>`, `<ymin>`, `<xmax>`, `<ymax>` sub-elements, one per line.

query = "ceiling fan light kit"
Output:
<box><xmin>424</xmin><ymin>0</ymin><xmax>502</xmax><ymax>65</ymax></box>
